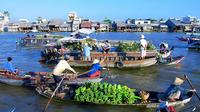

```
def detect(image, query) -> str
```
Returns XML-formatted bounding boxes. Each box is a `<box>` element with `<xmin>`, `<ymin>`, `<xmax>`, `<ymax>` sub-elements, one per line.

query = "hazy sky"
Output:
<box><xmin>0</xmin><ymin>0</ymin><xmax>199</xmax><ymax>21</ymax></box>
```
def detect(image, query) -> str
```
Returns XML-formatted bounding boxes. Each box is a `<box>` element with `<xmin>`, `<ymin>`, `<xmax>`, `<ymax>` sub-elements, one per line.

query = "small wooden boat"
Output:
<box><xmin>177</xmin><ymin>36</ymin><xmax>189</xmax><ymax>42</ymax></box>
<box><xmin>36</xmin><ymin>86</ymin><xmax>193</xmax><ymax>108</ymax></box>
<box><xmin>188</xmin><ymin>40</ymin><xmax>200</xmax><ymax>50</ymax></box>
<box><xmin>0</xmin><ymin>70</ymin><xmax>103</xmax><ymax>87</ymax></box>
<box><xmin>158</xmin><ymin>56</ymin><xmax>184</xmax><ymax>65</ymax></box>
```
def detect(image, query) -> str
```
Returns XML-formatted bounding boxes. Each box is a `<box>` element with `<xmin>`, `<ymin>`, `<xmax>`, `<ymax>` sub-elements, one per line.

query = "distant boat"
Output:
<box><xmin>188</xmin><ymin>40</ymin><xmax>200</xmax><ymax>50</ymax></box>
<box><xmin>186</xmin><ymin>32</ymin><xmax>200</xmax><ymax>36</ymax></box>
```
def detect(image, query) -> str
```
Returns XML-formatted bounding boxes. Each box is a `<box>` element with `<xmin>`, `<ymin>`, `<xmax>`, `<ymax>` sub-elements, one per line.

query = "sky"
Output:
<box><xmin>0</xmin><ymin>0</ymin><xmax>200</xmax><ymax>21</ymax></box>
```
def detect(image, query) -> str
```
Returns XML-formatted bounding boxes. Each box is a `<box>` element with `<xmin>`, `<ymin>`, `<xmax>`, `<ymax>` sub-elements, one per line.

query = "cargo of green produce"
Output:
<box><xmin>74</xmin><ymin>82</ymin><xmax>141</xmax><ymax>104</ymax></box>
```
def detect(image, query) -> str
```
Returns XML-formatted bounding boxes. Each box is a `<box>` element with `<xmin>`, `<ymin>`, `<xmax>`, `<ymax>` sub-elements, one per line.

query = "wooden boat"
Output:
<box><xmin>40</xmin><ymin>51</ymin><xmax>157</xmax><ymax>68</ymax></box>
<box><xmin>0</xmin><ymin>70</ymin><xmax>103</xmax><ymax>87</ymax></box>
<box><xmin>177</xmin><ymin>36</ymin><xmax>189</xmax><ymax>42</ymax></box>
<box><xmin>188</xmin><ymin>40</ymin><xmax>200</xmax><ymax>50</ymax></box>
<box><xmin>158</xmin><ymin>56</ymin><xmax>184</xmax><ymax>65</ymax></box>
<box><xmin>36</xmin><ymin>86</ymin><xmax>194</xmax><ymax>108</ymax></box>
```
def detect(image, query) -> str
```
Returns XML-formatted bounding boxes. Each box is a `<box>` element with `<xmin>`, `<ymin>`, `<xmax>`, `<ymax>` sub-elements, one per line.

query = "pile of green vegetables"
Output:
<box><xmin>74</xmin><ymin>82</ymin><xmax>141</xmax><ymax>104</ymax></box>
<box><xmin>116</xmin><ymin>42</ymin><xmax>156</xmax><ymax>52</ymax></box>
<box><xmin>62</xmin><ymin>38</ymin><xmax>97</xmax><ymax>51</ymax></box>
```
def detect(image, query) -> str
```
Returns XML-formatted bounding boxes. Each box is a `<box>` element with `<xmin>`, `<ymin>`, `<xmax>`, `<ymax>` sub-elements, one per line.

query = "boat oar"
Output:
<box><xmin>103</xmin><ymin>54</ymin><xmax>111</xmax><ymax>76</ymax></box>
<box><xmin>43</xmin><ymin>76</ymin><xmax>65</xmax><ymax>112</ymax></box>
<box><xmin>184</xmin><ymin>75</ymin><xmax>200</xmax><ymax>102</ymax></box>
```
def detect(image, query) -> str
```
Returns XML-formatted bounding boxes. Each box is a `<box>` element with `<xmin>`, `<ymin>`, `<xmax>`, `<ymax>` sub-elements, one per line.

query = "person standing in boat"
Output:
<box><xmin>52</xmin><ymin>55</ymin><xmax>77</xmax><ymax>93</ymax></box>
<box><xmin>83</xmin><ymin>43</ymin><xmax>92</xmax><ymax>61</ymax></box>
<box><xmin>140</xmin><ymin>34</ymin><xmax>148</xmax><ymax>60</ymax></box>
<box><xmin>3</xmin><ymin>57</ymin><xmax>18</xmax><ymax>74</ymax></box>
<box><xmin>78</xmin><ymin>59</ymin><xmax>106</xmax><ymax>78</ymax></box>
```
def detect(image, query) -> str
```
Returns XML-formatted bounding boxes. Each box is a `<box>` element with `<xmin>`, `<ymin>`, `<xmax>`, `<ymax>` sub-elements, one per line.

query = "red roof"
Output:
<box><xmin>80</xmin><ymin>21</ymin><xmax>92</xmax><ymax>28</ymax></box>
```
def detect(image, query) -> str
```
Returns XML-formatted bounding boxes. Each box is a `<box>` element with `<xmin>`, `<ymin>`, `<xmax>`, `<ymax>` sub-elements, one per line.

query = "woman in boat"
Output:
<box><xmin>159</xmin><ymin>42</ymin><xmax>169</xmax><ymax>54</ymax></box>
<box><xmin>140</xmin><ymin>34</ymin><xmax>148</xmax><ymax>60</ymax></box>
<box><xmin>78</xmin><ymin>59</ymin><xmax>106</xmax><ymax>78</ymax></box>
<box><xmin>52</xmin><ymin>55</ymin><xmax>77</xmax><ymax>93</ymax></box>
<box><xmin>102</xmin><ymin>40</ymin><xmax>111</xmax><ymax>54</ymax></box>
<box><xmin>164</xmin><ymin>77</ymin><xmax>196</xmax><ymax>102</ymax></box>
<box><xmin>3</xmin><ymin>57</ymin><xmax>18</xmax><ymax>74</ymax></box>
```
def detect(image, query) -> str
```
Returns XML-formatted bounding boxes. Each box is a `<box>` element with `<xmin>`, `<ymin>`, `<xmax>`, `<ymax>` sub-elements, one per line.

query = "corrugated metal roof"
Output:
<box><xmin>48</xmin><ymin>19</ymin><xmax>65</xmax><ymax>26</ymax></box>
<box><xmin>168</xmin><ymin>19</ymin><xmax>183</xmax><ymax>26</ymax></box>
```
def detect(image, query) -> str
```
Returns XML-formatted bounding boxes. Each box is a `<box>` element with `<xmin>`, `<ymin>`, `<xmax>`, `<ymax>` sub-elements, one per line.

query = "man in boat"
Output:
<box><xmin>140</xmin><ymin>34</ymin><xmax>148</xmax><ymax>60</ymax></box>
<box><xmin>83</xmin><ymin>43</ymin><xmax>92</xmax><ymax>61</ymax></box>
<box><xmin>52</xmin><ymin>55</ymin><xmax>77</xmax><ymax>93</ymax></box>
<box><xmin>3</xmin><ymin>57</ymin><xmax>18</xmax><ymax>74</ymax></box>
<box><xmin>102</xmin><ymin>40</ymin><xmax>111</xmax><ymax>54</ymax></box>
<box><xmin>164</xmin><ymin>77</ymin><xmax>196</xmax><ymax>102</ymax></box>
<box><xmin>78</xmin><ymin>59</ymin><xmax>106</xmax><ymax>78</ymax></box>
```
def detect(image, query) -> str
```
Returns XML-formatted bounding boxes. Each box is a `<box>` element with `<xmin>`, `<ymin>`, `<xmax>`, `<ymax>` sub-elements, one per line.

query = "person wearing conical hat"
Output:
<box><xmin>164</xmin><ymin>77</ymin><xmax>196</xmax><ymax>102</ymax></box>
<box><xmin>78</xmin><ymin>59</ymin><xmax>106</xmax><ymax>78</ymax></box>
<box><xmin>140</xmin><ymin>34</ymin><xmax>148</xmax><ymax>60</ymax></box>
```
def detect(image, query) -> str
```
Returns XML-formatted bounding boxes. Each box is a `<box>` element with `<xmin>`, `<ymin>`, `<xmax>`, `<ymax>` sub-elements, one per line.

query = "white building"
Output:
<box><xmin>0</xmin><ymin>12</ymin><xmax>9</xmax><ymax>31</ymax></box>
<box><xmin>132</xmin><ymin>19</ymin><xmax>151</xmax><ymax>25</ymax></box>
<box><xmin>67</xmin><ymin>11</ymin><xmax>81</xmax><ymax>31</ymax></box>
<box><xmin>182</xmin><ymin>16</ymin><xmax>200</xmax><ymax>25</ymax></box>
<box><xmin>99</xmin><ymin>22</ymin><xmax>110</xmax><ymax>32</ymax></box>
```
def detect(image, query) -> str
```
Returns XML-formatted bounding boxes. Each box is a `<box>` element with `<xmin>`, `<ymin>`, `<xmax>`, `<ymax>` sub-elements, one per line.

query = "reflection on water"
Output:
<box><xmin>0</xmin><ymin>32</ymin><xmax>200</xmax><ymax>112</ymax></box>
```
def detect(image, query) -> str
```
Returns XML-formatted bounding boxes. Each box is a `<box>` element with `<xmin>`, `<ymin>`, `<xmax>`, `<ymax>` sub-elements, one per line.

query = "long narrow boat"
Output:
<box><xmin>0</xmin><ymin>70</ymin><xmax>103</xmax><ymax>87</ymax></box>
<box><xmin>158</xmin><ymin>56</ymin><xmax>184</xmax><ymax>65</ymax></box>
<box><xmin>40</xmin><ymin>52</ymin><xmax>157</xmax><ymax>68</ymax></box>
<box><xmin>36</xmin><ymin>86</ymin><xmax>193</xmax><ymax>108</ymax></box>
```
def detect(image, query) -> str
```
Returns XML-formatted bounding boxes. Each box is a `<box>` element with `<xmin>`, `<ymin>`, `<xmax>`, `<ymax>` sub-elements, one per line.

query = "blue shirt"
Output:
<box><xmin>79</xmin><ymin>63</ymin><xmax>103</xmax><ymax>78</ymax></box>
<box><xmin>83</xmin><ymin>46</ymin><xmax>92</xmax><ymax>57</ymax></box>
<box><xmin>164</xmin><ymin>84</ymin><xmax>187</xmax><ymax>98</ymax></box>
<box><xmin>87</xmin><ymin>63</ymin><xmax>103</xmax><ymax>75</ymax></box>
<box><xmin>4</xmin><ymin>62</ymin><xmax>16</xmax><ymax>73</ymax></box>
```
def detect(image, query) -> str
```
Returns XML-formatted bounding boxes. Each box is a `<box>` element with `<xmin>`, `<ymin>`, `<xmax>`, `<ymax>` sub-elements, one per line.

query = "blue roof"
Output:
<box><xmin>168</xmin><ymin>19</ymin><xmax>183</xmax><ymax>26</ymax></box>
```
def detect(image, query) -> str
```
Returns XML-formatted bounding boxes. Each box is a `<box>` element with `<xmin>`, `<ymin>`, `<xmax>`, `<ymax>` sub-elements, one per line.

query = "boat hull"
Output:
<box><xmin>0</xmin><ymin>70</ymin><xmax>103</xmax><ymax>87</ymax></box>
<box><xmin>36</xmin><ymin>88</ymin><xmax>193</xmax><ymax>108</ymax></box>
<box><xmin>158</xmin><ymin>56</ymin><xmax>184</xmax><ymax>65</ymax></box>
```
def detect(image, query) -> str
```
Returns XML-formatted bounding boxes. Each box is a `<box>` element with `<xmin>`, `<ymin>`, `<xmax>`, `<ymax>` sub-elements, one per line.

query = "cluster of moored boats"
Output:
<box><xmin>177</xmin><ymin>32</ymin><xmax>200</xmax><ymax>49</ymax></box>
<box><xmin>1</xmin><ymin>30</ymin><xmax>195</xmax><ymax>112</ymax></box>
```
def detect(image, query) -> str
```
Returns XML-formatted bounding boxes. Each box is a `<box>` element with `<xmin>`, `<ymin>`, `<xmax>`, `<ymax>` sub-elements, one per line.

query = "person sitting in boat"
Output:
<box><xmin>159</xmin><ymin>42</ymin><xmax>169</xmax><ymax>54</ymax></box>
<box><xmin>78</xmin><ymin>59</ymin><xmax>106</xmax><ymax>78</ymax></box>
<box><xmin>102</xmin><ymin>40</ymin><xmax>111</xmax><ymax>54</ymax></box>
<box><xmin>3</xmin><ymin>57</ymin><xmax>18</xmax><ymax>74</ymax></box>
<box><xmin>158</xmin><ymin>42</ymin><xmax>173</xmax><ymax>62</ymax></box>
<box><xmin>140</xmin><ymin>34</ymin><xmax>148</xmax><ymax>60</ymax></box>
<box><xmin>164</xmin><ymin>77</ymin><xmax>196</xmax><ymax>102</ymax></box>
<box><xmin>83</xmin><ymin>43</ymin><xmax>92</xmax><ymax>61</ymax></box>
<box><xmin>52</xmin><ymin>55</ymin><xmax>77</xmax><ymax>93</ymax></box>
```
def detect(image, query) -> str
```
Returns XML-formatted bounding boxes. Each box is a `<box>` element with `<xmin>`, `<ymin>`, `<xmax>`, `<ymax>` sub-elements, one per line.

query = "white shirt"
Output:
<box><xmin>140</xmin><ymin>39</ymin><xmax>147</xmax><ymax>49</ymax></box>
<box><xmin>52</xmin><ymin>60</ymin><xmax>76</xmax><ymax>76</ymax></box>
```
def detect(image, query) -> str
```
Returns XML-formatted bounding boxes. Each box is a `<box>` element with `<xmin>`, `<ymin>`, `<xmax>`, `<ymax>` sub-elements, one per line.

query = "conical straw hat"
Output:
<box><xmin>174</xmin><ymin>77</ymin><xmax>184</xmax><ymax>85</ymax></box>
